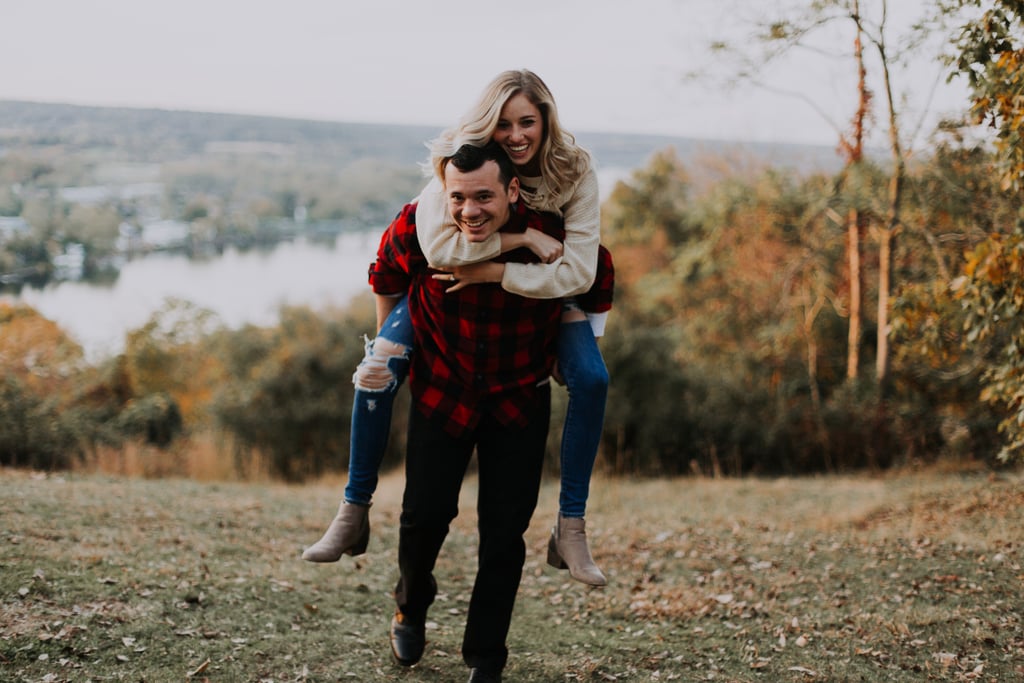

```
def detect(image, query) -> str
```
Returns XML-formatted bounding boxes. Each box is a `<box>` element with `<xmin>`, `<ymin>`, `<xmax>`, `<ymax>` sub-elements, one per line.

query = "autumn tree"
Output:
<box><xmin>121</xmin><ymin>298</ymin><xmax>222</xmax><ymax>424</ymax></box>
<box><xmin>705</xmin><ymin>0</ymin><xmax>944</xmax><ymax>390</ymax></box>
<box><xmin>599</xmin><ymin>151</ymin><xmax>895</xmax><ymax>473</ymax></box>
<box><xmin>945</xmin><ymin>0</ymin><xmax>1024</xmax><ymax>192</ymax></box>
<box><xmin>0</xmin><ymin>303</ymin><xmax>87</xmax><ymax>468</ymax></box>
<box><xmin>941</xmin><ymin>0</ymin><xmax>1024</xmax><ymax>460</ymax></box>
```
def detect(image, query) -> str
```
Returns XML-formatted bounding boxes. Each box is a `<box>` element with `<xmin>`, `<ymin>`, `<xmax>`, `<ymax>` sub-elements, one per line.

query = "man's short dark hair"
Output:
<box><xmin>442</xmin><ymin>141</ymin><xmax>516</xmax><ymax>188</ymax></box>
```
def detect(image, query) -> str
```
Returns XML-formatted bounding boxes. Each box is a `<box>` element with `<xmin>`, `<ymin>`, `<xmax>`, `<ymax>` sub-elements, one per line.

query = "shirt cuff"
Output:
<box><xmin>585</xmin><ymin>311</ymin><xmax>609</xmax><ymax>338</ymax></box>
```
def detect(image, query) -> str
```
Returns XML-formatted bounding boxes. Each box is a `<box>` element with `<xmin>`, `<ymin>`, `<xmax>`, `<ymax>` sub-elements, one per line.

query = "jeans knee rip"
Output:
<box><xmin>352</xmin><ymin>335</ymin><xmax>410</xmax><ymax>393</ymax></box>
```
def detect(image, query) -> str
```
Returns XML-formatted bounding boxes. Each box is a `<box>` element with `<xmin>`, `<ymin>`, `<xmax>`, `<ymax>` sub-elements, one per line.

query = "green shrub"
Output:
<box><xmin>115</xmin><ymin>392</ymin><xmax>183</xmax><ymax>447</ymax></box>
<box><xmin>0</xmin><ymin>376</ymin><xmax>78</xmax><ymax>469</ymax></box>
<box><xmin>209</xmin><ymin>303</ymin><xmax>378</xmax><ymax>481</ymax></box>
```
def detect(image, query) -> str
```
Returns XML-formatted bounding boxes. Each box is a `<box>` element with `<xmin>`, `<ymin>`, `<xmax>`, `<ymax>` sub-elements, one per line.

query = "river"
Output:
<box><xmin>3</xmin><ymin>170</ymin><xmax>633</xmax><ymax>363</ymax></box>
<box><xmin>3</xmin><ymin>231</ymin><xmax>380</xmax><ymax>362</ymax></box>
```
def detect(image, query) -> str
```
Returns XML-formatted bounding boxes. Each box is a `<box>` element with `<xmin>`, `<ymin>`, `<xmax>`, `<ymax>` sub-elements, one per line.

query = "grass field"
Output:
<box><xmin>2</xmin><ymin>465</ymin><xmax>1022</xmax><ymax>682</ymax></box>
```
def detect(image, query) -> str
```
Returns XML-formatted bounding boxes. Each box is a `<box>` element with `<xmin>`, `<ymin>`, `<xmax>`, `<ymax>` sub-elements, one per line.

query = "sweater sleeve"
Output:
<box><xmin>575</xmin><ymin>244</ymin><xmax>614</xmax><ymax>314</ymax></box>
<box><xmin>414</xmin><ymin>176</ymin><xmax>502</xmax><ymax>268</ymax></box>
<box><xmin>499</xmin><ymin>166</ymin><xmax>601</xmax><ymax>299</ymax></box>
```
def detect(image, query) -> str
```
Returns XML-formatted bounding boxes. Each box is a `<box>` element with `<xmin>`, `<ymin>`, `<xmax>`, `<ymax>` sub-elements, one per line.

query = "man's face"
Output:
<box><xmin>445</xmin><ymin>160</ymin><xmax>520</xmax><ymax>242</ymax></box>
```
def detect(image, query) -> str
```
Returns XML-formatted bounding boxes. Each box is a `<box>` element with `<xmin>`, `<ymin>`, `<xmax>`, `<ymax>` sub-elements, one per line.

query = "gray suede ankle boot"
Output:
<box><xmin>302</xmin><ymin>501</ymin><xmax>370</xmax><ymax>562</ymax></box>
<box><xmin>546</xmin><ymin>514</ymin><xmax>606</xmax><ymax>586</ymax></box>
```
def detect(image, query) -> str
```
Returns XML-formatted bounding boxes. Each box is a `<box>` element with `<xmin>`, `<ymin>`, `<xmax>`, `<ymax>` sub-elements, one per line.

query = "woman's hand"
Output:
<box><xmin>524</xmin><ymin>228</ymin><xmax>563</xmax><ymax>264</ymax></box>
<box><xmin>432</xmin><ymin>262</ymin><xmax>505</xmax><ymax>293</ymax></box>
<box><xmin>550</xmin><ymin>360</ymin><xmax>565</xmax><ymax>385</ymax></box>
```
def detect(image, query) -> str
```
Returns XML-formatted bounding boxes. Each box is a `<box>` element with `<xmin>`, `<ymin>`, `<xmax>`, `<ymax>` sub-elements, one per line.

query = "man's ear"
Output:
<box><xmin>507</xmin><ymin>176</ymin><xmax>520</xmax><ymax>205</ymax></box>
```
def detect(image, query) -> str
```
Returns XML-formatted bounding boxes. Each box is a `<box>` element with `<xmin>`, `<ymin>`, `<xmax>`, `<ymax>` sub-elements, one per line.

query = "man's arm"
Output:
<box><xmin>369</xmin><ymin>203</ymin><xmax>417</xmax><ymax>307</ymax></box>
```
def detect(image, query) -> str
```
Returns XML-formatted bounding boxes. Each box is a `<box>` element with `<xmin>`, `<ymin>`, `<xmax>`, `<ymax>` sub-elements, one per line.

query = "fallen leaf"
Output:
<box><xmin>788</xmin><ymin>665</ymin><xmax>818</xmax><ymax>676</ymax></box>
<box><xmin>187</xmin><ymin>658</ymin><xmax>211</xmax><ymax>677</ymax></box>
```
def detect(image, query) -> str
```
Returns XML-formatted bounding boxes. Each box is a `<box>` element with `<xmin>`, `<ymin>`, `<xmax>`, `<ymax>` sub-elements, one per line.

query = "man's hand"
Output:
<box><xmin>432</xmin><ymin>262</ymin><xmax>505</xmax><ymax>293</ymax></box>
<box><xmin>524</xmin><ymin>228</ymin><xmax>563</xmax><ymax>264</ymax></box>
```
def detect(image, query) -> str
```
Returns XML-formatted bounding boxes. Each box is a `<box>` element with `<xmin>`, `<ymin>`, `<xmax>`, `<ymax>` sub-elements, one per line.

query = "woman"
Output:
<box><xmin>303</xmin><ymin>69</ymin><xmax>611</xmax><ymax>586</ymax></box>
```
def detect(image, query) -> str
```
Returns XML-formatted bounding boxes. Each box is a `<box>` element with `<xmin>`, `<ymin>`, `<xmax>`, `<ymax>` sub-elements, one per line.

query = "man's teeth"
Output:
<box><xmin>466</xmin><ymin>220</ymin><xmax>485</xmax><ymax>227</ymax></box>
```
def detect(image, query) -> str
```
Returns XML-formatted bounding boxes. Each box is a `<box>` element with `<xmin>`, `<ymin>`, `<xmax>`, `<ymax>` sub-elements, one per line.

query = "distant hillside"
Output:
<box><xmin>0</xmin><ymin>100</ymin><xmax>439</xmax><ymax>168</ymax></box>
<box><xmin>0</xmin><ymin>100</ymin><xmax>841</xmax><ymax>176</ymax></box>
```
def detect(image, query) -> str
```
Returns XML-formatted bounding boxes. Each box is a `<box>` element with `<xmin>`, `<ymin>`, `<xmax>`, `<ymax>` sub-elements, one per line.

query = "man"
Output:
<box><xmin>368</xmin><ymin>141</ymin><xmax>566</xmax><ymax>683</ymax></box>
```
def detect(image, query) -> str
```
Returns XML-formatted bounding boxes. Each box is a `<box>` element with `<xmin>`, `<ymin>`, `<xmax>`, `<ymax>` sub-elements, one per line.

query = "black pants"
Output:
<box><xmin>394</xmin><ymin>386</ymin><xmax>550</xmax><ymax>672</ymax></box>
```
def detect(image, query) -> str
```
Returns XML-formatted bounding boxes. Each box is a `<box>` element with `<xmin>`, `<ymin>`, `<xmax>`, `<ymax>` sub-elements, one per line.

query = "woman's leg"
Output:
<box><xmin>547</xmin><ymin>311</ymin><xmax>609</xmax><ymax>585</ymax></box>
<box><xmin>557</xmin><ymin>315</ymin><xmax>608</xmax><ymax>517</ymax></box>
<box><xmin>344</xmin><ymin>296</ymin><xmax>415</xmax><ymax>505</ymax></box>
<box><xmin>303</xmin><ymin>296</ymin><xmax>414</xmax><ymax>562</ymax></box>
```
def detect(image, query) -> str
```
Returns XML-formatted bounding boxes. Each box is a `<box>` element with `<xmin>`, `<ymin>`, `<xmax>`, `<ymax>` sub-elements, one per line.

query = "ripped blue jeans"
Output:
<box><xmin>343</xmin><ymin>295</ymin><xmax>610</xmax><ymax>518</ymax></box>
<box><xmin>343</xmin><ymin>295</ymin><xmax>414</xmax><ymax>505</ymax></box>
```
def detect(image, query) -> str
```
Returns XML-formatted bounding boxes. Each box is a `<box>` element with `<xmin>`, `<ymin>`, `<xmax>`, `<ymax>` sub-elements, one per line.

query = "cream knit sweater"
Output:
<box><xmin>413</xmin><ymin>166</ymin><xmax>601</xmax><ymax>299</ymax></box>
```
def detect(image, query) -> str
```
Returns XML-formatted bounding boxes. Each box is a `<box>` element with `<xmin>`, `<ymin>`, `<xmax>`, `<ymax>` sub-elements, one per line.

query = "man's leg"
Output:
<box><xmin>394</xmin><ymin>407</ymin><xmax>475</xmax><ymax>623</ymax></box>
<box><xmin>462</xmin><ymin>387</ymin><xmax>550</xmax><ymax>673</ymax></box>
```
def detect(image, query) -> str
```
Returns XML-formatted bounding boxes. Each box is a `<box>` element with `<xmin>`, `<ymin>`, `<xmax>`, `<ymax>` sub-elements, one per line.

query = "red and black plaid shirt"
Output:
<box><xmin>370</xmin><ymin>201</ymin><xmax>578</xmax><ymax>438</ymax></box>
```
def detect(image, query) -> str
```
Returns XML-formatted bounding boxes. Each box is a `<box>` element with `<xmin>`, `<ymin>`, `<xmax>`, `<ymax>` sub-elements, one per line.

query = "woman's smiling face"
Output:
<box><xmin>492</xmin><ymin>93</ymin><xmax>544</xmax><ymax>174</ymax></box>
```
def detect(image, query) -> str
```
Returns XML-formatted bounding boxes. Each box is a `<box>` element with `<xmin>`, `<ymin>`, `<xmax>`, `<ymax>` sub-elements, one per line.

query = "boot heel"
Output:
<box><xmin>346</xmin><ymin>530</ymin><xmax>369</xmax><ymax>556</ymax></box>
<box><xmin>546</xmin><ymin>532</ymin><xmax>567</xmax><ymax>569</ymax></box>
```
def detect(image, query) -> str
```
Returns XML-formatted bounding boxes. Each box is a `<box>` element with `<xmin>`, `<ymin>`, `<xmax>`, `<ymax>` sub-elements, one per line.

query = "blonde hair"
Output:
<box><xmin>428</xmin><ymin>69</ymin><xmax>591</xmax><ymax>209</ymax></box>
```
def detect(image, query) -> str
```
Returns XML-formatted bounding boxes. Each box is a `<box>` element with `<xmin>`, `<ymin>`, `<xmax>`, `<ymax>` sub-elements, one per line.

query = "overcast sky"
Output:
<box><xmin>3</xmin><ymin>0</ymin><xmax>968</xmax><ymax>148</ymax></box>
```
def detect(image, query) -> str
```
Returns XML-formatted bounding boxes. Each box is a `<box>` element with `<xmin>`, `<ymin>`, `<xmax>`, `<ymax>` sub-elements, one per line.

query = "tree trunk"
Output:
<box><xmin>847</xmin><ymin>208</ymin><xmax>864</xmax><ymax>380</ymax></box>
<box><xmin>846</xmin><ymin>2</ymin><xmax>867</xmax><ymax>381</ymax></box>
<box><xmin>873</xmin><ymin>1</ymin><xmax>904</xmax><ymax>388</ymax></box>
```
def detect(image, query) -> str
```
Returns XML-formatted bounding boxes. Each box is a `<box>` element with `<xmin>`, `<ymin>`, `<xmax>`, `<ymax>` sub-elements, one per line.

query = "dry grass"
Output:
<box><xmin>2</xmin><ymin>465</ymin><xmax>1023</xmax><ymax>682</ymax></box>
<box><xmin>84</xmin><ymin>433</ymin><xmax>274</xmax><ymax>482</ymax></box>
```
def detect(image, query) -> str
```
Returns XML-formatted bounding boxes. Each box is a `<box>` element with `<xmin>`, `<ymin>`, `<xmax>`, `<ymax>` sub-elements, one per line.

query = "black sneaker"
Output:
<box><xmin>389</xmin><ymin>610</ymin><xmax>425</xmax><ymax>666</ymax></box>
